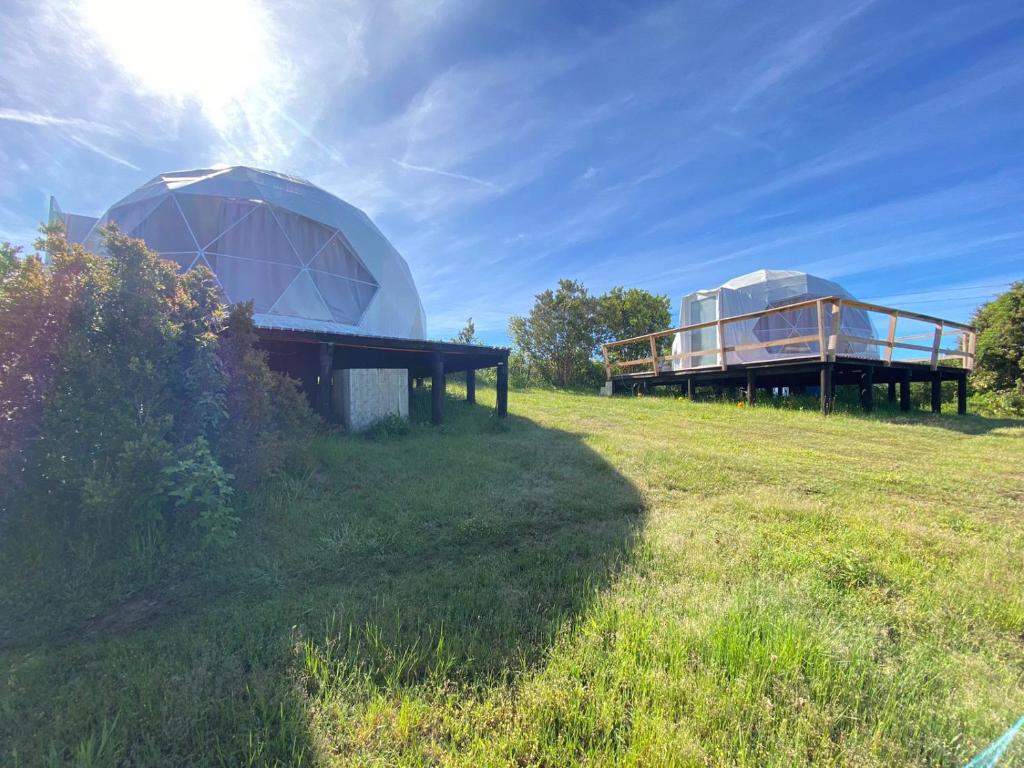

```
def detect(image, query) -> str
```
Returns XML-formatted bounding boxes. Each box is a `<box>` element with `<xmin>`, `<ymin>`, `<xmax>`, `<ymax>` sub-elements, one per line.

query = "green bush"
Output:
<box><xmin>0</xmin><ymin>226</ymin><xmax>313</xmax><ymax>576</ymax></box>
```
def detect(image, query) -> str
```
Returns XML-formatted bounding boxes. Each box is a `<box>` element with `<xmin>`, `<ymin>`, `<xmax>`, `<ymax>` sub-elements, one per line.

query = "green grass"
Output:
<box><xmin>2</xmin><ymin>386</ymin><xmax>1023</xmax><ymax>766</ymax></box>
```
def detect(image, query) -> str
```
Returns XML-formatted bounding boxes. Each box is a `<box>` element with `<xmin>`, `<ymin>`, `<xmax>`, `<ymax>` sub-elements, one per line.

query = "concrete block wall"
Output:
<box><xmin>332</xmin><ymin>368</ymin><xmax>409</xmax><ymax>431</ymax></box>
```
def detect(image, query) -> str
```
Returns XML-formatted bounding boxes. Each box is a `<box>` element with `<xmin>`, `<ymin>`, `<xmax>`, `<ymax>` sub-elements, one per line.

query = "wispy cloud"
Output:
<box><xmin>391</xmin><ymin>158</ymin><xmax>498</xmax><ymax>189</ymax></box>
<box><xmin>0</xmin><ymin>107</ymin><xmax>120</xmax><ymax>136</ymax></box>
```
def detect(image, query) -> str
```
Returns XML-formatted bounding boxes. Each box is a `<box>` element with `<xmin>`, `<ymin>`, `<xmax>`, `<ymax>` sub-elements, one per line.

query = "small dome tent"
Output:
<box><xmin>79</xmin><ymin>166</ymin><xmax>426</xmax><ymax>340</ymax></box>
<box><xmin>670</xmin><ymin>269</ymin><xmax>876</xmax><ymax>370</ymax></box>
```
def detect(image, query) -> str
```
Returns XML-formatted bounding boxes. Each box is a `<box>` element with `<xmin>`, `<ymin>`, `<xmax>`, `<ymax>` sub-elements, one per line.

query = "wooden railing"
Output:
<box><xmin>601</xmin><ymin>296</ymin><xmax>976</xmax><ymax>379</ymax></box>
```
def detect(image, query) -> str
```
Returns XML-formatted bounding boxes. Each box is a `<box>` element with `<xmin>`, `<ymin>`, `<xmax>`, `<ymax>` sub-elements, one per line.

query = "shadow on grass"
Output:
<box><xmin>0</xmin><ymin>392</ymin><xmax>646</xmax><ymax>765</ymax></box>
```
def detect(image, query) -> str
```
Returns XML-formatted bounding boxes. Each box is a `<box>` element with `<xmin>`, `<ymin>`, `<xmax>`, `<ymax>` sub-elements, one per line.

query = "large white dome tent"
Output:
<box><xmin>74</xmin><ymin>166</ymin><xmax>426</xmax><ymax>340</ymax></box>
<box><xmin>51</xmin><ymin>166</ymin><xmax>511</xmax><ymax>429</ymax></box>
<box><xmin>670</xmin><ymin>269</ymin><xmax>877</xmax><ymax>370</ymax></box>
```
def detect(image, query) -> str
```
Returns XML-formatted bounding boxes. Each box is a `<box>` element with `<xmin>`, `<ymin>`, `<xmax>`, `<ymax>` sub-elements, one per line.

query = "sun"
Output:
<box><xmin>77</xmin><ymin>0</ymin><xmax>279</xmax><ymax>114</ymax></box>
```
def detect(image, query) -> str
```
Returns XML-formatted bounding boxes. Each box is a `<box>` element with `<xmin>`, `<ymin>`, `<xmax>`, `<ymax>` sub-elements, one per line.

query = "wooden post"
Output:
<box><xmin>431</xmin><ymin>352</ymin><xmax>445</xmax><ymax>426</ymax></box>
<box><xmin>678</xmin><ymin>383</ymin><xmax>686</xmax><ymax>397</ymax></box>
<box><xmin>828</xmin><ymin>301</ymin><xmax>842</xmax><ymax>361</ymax></box>
<box><xmin>820</xmin><ymin>364</ymin><xmax>832</xmax><ymax>415</ymax></box>
<box><xmin>930</xmin><ymin>323</ymin><xmax>943</xmax><ymax>370</ymax></box>
<box><xmin>930</xmin><ymin>371</ymin><xmax>942</xmax><ymax>414</ymax></box>
<box><xmin>887</xmin><ymin>381</ymin><xmax>896</xmax><ymax>402</ymax></box>
<box><xmin>816</xmin><ymin>299</ymin><xmax>827</xmax><ymax>360</ymax></box>
<box><xmin>649</xmin><ymin>336</ymin><xmax>659</xmax><ymax>375</ymax></box>
<box><xmin>687</xmin><ymin>377</ymin><xmax>694</xmax><ymax>399</ymax></box>
<box><xmin>717</xmin><ymin>319</ymin><xmax>727</xmax><ymax>369</ymax></box>
<box><xmin>466</xmin><ymin>368</ymin><xmax>476</xmax><ymax>404</ymax></box>
<box><xmin>746</xmin><ymin>369</ymin><xmax>756</xmax><ymax>406</ymax></box>
<box><xmin>884</xmin><ymin>313</ymin><xmax>898</xmax><ymax>364</ymax></box>
<box><xmin>860</xmin><ymin>367</ymin><xmax>874</xmax><ymax>413</ymax></box>
<box><xmin>408</xmin><ymin>370</ymin><xmax>415</xmax><ymax>404</ymax></box>
<box><xmin>317</xmin><ymin>342</ymin><xmax>333</xmax><ymax>420</ymax></box>
<box><xmin>957</xmin><ymin>372</ymin><xmax>967</xmax><ymax>415</ymax></box>
<box><xmin>602</xmin><ymin>345</ymin><xmax>611</xmax><ymax>380</ymax></box>
<box><xmin>415</xmin><ymin>378</ymin><xmax>424</xmax><ymax>388</ymax></box>
<box><xmin>496</xmin><ymin>360</ymin><xmax>508</xmax><ymax>417</ymax></box>
<box><xmin>899</xmin><ymin>368</ymin><xmax>911</xmax><ymax>412</ymax></box>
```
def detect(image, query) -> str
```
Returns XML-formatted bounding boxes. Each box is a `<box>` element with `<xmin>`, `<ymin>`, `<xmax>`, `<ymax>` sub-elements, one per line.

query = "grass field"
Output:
<box><xmin>2</xmin><ymin>386</ymin><xmax>1023</xmax><ymax>766</ymax></box>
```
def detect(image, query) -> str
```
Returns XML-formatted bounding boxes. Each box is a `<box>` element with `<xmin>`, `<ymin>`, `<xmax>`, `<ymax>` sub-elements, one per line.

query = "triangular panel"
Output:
<box><xmin>309</xmin><ymin>271</ymin><xmax>377</xmax><ymax>325</ymax></box>
<box><xmin>206</xmin><ymin>252</ymin><xmax>300</xmax><ymax>313</ymax></box>
<box><xmin>206</xmin><ymin>204</ymin><xmax>300</xmax><ymax>266</ymax></box>
<box><xmin>308</xmin><ymin>232</ymin><xmax>377</xmax><ymax>284</ymax></box>
<box><xmin>104</xmin><ymin>195</ymin><xmax>167</xmax><ymax>240</ymax></box>
<box><xmin>272</xmin><ymin>206</ymin><xmax>336</xmax><ymax>264</ymax></box>
<box><xmin>176</xmin><ymin>194</ymin><xmax>256</xmax><ymax>250</ymax></box>
<box><xmin>126</xmin><ymin>195</ymin><xmax>198</xmax><ymax>253</ymax></box>
<box><xmin>270</xmin><ymin>269</ymin><xmax>334</xmax><ymax>322</ymax></box>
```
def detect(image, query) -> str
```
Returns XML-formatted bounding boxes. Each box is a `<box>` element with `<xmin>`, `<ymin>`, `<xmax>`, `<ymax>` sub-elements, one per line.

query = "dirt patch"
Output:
<box><xmin>84</xmin><ymin>595</ymin><xmax>167</xmax><ymax>636</ymax></box>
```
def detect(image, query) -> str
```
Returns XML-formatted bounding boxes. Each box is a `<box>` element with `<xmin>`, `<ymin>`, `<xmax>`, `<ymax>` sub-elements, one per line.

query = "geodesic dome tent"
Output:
<box><xmin>77</xmin><ymin>166</ymin><xmax>426</xmax><ymax>339</ymax></box>
<box><xmin>670</xmin><ymin>269</ymin><xmax>876</xmax><ymax>370</ymax></box>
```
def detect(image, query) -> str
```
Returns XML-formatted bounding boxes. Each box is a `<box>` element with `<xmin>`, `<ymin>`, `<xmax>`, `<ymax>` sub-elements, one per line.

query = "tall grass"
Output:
<box><xmin>1</xmin><ymin>388</ymin><xmax>1022</xmax><ymax>766</ymax></box>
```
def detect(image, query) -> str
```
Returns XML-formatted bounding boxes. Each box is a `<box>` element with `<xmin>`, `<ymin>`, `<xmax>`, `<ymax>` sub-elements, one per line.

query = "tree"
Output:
<box><xmin>598</xmin><ymin>286</ymin><xmax>671</xmax><ymax>343</ymax></box>
<box><xmin>509</xmin><ymin>281</ymin><xmax>672</xmax><ymax>388</ymax></box>
<box><xmin>971</xmin><ymin>282</ymin><xmax>1024</xmax><ymax>415</ymax></box>
<box><xmin>452</xmin><ymin>317</ymin><xmax>479</xmax><ymax>345</ymax></box>
<box><xmin>509</xmin><ymin>280</ymin><xmax>602</xmax><ymax>388</ymax></box>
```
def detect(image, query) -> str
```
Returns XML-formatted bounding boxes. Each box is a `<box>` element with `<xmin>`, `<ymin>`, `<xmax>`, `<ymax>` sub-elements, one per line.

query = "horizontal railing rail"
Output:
<box><xmin>601</xmin><ymin>296</ymin><xmax>976</xmax><ymax>379</ymax></box>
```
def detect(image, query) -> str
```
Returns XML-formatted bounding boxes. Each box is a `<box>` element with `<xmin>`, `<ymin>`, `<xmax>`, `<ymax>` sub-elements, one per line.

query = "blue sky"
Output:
<box><xmin>1</xmin><ymin>0</ymin><xmax>1022</xmax><ymax>345</ymax></box>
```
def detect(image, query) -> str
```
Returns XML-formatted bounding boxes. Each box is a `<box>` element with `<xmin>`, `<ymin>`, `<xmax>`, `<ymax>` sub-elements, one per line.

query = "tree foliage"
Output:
<box><xmin>0</xmin><ymin>227</ymin><xmax>314</xmax><ymax>563</ymax></box>
<box><xmin>452</xmin><ymin>317</ymin><xmax>479</xmax><ymax>345</ymax></box>
<box><xmin>970</xmin><ymin>281</ymin><xmax>1024</xmax><ymax>415</ymax></box>
<box><xmin>509</xmin><ymin>281</ymin><xmax>670</xmax><ymax>388</ymax></box>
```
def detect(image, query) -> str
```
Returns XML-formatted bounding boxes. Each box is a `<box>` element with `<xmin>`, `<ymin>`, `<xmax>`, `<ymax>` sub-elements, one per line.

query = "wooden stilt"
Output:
<box><xmin>957</xmin><ymin>372</ymin><xmax>967</xmax><ymax>415</ymax></box>
<box><xmin>860</xmin><ymin>367</ymin><xmax>874</xmax><ymax>413</ymax></box>
<box><xmin>746</xmin><ymin>370</ymin><xmax>756</xmax><ymax>406</ymax></box>
<box><xmin>820</xmin><ymin>364</ymin><xmax>833</xmax><ymax>415</ymax></box>
<box><xmin>887</xmin><ymin>381</ymin><xmax>896</xmax><ymax>402</ymax></box>
<box><xmin>317</xmin><ymin>342</ymin><xmax>333</xmax><ymax>420</ymax></box>
<box><xmin>431</xmin><ymin>352</ymin><xmax>445</xmax><ymax>426</ymax></box>
<box><xmin>496</xmin><ymin>361</ymin><xmax>508</xmax><ymax>417</ymax></box>
<box><xmin>900</xmin><ymin>368</ymin><xmax>911</xmax><ymax>412</ymax></box>
<box><xmin>466</xmin><ymin>368</ymin><xmax>476</xmax><ymax>404</ymax></box>
<box><xmin>931</xmin><ymin>371</ymin><xmax>942</xmax><ymax>414</ymax></box>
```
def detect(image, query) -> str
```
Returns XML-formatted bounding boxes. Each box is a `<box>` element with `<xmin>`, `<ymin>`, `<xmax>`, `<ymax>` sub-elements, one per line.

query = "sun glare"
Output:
<box><xmin>78</xmin><ymin>0</ymin><xmax>278</xmax><ymax>114</ymax></box>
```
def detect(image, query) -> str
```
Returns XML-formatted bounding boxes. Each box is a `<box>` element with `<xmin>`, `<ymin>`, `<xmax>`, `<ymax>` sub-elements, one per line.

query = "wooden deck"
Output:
<box><xmin>601</xmin><ymin>297</ymin><xmax>976</xmax><ymax>415</ymax></box>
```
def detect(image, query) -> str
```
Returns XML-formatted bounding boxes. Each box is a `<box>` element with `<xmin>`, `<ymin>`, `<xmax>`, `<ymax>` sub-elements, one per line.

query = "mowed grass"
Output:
<box><xmin>2</xmin><ymin>386</ymin><xmax>1023</xmax><ymax>766</ymax></box>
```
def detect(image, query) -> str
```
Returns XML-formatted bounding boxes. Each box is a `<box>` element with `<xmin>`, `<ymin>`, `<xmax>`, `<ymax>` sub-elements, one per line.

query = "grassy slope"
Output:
<box><xmin>2</xmin><ymin>388</ymin><xmax>1023</xmax><ymax>766</ymax></box>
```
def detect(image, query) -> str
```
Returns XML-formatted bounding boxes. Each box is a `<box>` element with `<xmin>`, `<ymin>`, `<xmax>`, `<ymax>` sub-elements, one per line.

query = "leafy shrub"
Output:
<box><xmin>162</xmin><ymin>438</ymin><xmax>239</xmax><ymax>549</ymax></box>
<box><xmin>0</xmin><ymin>226</ymin><xmax>313</xmax><ymax>574</ymax></box>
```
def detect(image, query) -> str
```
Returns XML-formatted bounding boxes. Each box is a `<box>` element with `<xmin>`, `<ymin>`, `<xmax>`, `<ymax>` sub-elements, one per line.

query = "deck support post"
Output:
<box><xmin>860</xmin><ymin>367</ymin><xmax>874</xmax><ymax>413</ymax></box>
<box><xmin>931</xmin><ymin>371</ymin><xmax>942</xmax><ymax>414</ymax></box>
<box><xmin>678</xmin><ymin>383</ymin><xmax>686</xmax><ymax>397</ymax></box>
<box><xmin>957</xmin><ymin>372</ymin><xmax>967</xmax><ymax>415</ymax></box>
<box><xmin>317</xmin><ymin>342</ymin><xmax>334</xmax><ymax>420</ymax></box>
<box><xmin>746</xmin><ymin>370</ymin><xmax>756</xmax><ymax>406</ymax></box>
<box><xmin>820</xmin><ymin>364</ymin><xmax>833</xmax><ymax>415</ymax></box>
<box><xmin>496</xmin><ymin>360</ymin><xmax>508</xmax><ymax>417</ymax></box>
<box><xmin>900</xmin><ymin>368</ymin><xmax>911</xmax><ymax>412</ymax></box>
<box><xmin>415</xmin><ymin>377</ymin><xmax>424</xmax><ymax>388</ymax></box>
<box><xmin>887</xmin><ymin>381</ymin><xmax>896</xmax><ymax>402</ymax></box>
<box><xmin>408</xmin><ymin>370</ymin><xmax>415</xmax><ymax>404</ymax></box>
<box><xmin>466</xmin><ymin>368</ymin><xmax>476</xmax><ymax>405</ymax></box>
<box><xmin>431</xmin><ymin>352</ymin><xmax>445</xmax><ymax>426</ymax></box>
<box><xmin>687</xmin><ymin>378</ymin><xmax>694</xmax><ymax>400</ymax></box>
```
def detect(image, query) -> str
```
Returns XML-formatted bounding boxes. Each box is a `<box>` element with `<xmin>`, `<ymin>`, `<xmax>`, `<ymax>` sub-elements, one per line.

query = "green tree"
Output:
<box><xmin>452</xmin><ymin>317</ymin><xmax>479</xmax><ymax>345</ymax></box>
<box><xmin>509</xmin><ymin>280</ymin><xmax>602</xmax><ymax>388</ymax></box>
<box><xmin>598</xmin><ymin>286</ymin><xmax>671</xmax><ymax>343</ymax></box>
<box><xmin>970</xmin><ymin>282</ymin><xmax>1024</xmax><ymax>415</ymax></box>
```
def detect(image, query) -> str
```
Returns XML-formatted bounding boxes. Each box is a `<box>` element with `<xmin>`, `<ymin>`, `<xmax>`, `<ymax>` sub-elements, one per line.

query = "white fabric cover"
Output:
<box><xmin>77</xmin><ymin>166</ymin><xmax>426</xmax><ymax>339</ymax></box>
<box><xmin>670</xmin><ymin>269</ymin><xmax>875</xmax><ymax>370</ymax></box>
